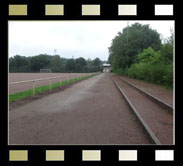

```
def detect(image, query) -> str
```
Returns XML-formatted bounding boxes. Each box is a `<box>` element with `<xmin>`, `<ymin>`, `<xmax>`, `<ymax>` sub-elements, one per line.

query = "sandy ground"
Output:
<box><xmin>9</xmin><ymin>73</ymin><xmax>90</xmax><ymax>94</ymax></box>
<box><xmin>9</xmin><ymin>73</ymin><xmax>153</xmax><ymax>145</ymax></box>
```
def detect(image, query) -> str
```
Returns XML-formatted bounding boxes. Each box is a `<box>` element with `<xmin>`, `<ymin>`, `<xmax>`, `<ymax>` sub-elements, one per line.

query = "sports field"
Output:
<box><xmin>9</xmin><ymin>73</ymin><xmax>91</xmax><ymax>94</ymax></box>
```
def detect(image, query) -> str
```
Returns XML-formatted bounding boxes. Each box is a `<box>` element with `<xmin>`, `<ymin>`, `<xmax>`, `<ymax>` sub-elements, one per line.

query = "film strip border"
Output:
<box><xmin>8</xmin><ymin>4</ymin><xmax>174</xmax><ymax>16</ymax></box>
<box><xmin>6</xmin><ymin>1</ymin><xmax>175</xmax><ymax>18</ymax></box>
<box><xmin>2</xmin><ymin>1</ymin><xmax>178</xmax><ymax>166</ymax></box>
<box><xmin>7</xmin><ymin>149</ymin><xmax>176</xmax><ymax>162</ymax></box>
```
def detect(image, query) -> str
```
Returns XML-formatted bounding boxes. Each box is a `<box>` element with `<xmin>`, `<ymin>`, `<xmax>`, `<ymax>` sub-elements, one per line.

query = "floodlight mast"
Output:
<box><xmin>127</xmin><ymin>21</ymin><xmax>129</xmax><ymax>43</ymax></box>
<box><xmin>54</xmin><ymin>49</ymin><xmax>57</xmax><ymax>55</ymax></box>
<box><xmin>126</xmin><ymin>21</ymin><xmax>129</xmax><ymax>71</ymax></box>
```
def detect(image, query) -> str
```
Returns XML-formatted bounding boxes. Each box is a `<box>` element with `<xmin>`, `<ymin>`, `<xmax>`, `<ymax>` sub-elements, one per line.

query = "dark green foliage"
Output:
<box><xmin>127</xmin><ymin>46</ymin><xmax>173</xmax><ymax>88</ymax></box>
<box><xmin>88</xmin><ymin>58</ymin><xmax>102</xmax><ymax>72</ymax></box>
<box><xmin>50</xmin><ymin>55</ymin><xmax>63</xmax><ymax>72</ymax></box>
<box><xmin>108</xmin><ymin>23</ymin><xmax>161</xmax><ymax>70</ymax></box>
<box><xmin>159</xmin><ymin>43</ymin><xmax>173</xmax><ymax>65</ymax></box>
<box><xmin>109</xmin><ymin>23</ymin><xmax>173</xmax><ymax>89</ymax></box>
<box><xmin>128</xmin><ymin>62</ymin><xmax>173</xmax><ymax>89</ymax></box>
<box><xmin>30</xmin><ymin>54</ymin><xmax>51</xmax><ymax>72</ymax></box>
<box><xmin>9</xmin><ymin>55</ymin><xmax>30</xmax><ymax>72</ymax></box>
<box><xmin>9</xmin><ymin>54</ymin><xmax>103</xmax><ymax>73</ymax></box>
<box><xmin>65</xmin><ymin>59</ymin><xmax>76</xmax><ymax>72</ymax></box>
<box><xmin>75</xmin><ymin>57</ymin><xmax>87</xmax><ymax>73</ymax></box>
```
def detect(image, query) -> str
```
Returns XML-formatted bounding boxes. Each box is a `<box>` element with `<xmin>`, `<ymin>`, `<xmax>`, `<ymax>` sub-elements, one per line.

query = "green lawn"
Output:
<box><xmin>9</xmin><ymin>73</ymin><xmax>98</xmax><ymax>103</ymax></box>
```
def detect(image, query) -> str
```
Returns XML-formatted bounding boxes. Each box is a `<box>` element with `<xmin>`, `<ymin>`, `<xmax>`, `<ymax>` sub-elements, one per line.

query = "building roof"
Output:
<box><xmin>102</xmin><ymin>63</ymin><xmax>111</xmax><ymax>67</ymax></box>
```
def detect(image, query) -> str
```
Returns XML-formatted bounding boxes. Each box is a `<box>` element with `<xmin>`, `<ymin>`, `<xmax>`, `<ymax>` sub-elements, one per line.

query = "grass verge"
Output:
<box><xmin>9</xmin><ymin>73</ymin><xmax>98</xmax><ymax>103</ymax></box>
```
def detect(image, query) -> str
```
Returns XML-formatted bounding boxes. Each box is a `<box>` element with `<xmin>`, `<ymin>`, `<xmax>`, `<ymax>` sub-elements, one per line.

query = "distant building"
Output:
<box><xmin>102</xmin><ymin>63</ymin><xmax>111</xmax><ymax>72</ymax></box>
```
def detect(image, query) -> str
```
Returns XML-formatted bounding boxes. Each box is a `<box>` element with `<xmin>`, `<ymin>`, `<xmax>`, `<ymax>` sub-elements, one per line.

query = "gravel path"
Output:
<box><xmin>9</xmin><ymin>73</ymin><xmax>152</xmax><ymax>145</ymax></box>
<box><xmin>114</xmin><ymin>77</ymin><xmax>173</xmax><ymax>144</ymax></box>
<box><xmin>119</xmin><ymin>75</ymin><xmax>173</xmax><ymax>106</ymax></box>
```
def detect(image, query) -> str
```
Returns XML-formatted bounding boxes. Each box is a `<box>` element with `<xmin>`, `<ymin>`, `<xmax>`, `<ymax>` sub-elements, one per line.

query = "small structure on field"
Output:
<box><xmin>40</xmin><ymin>69</ymin><xmax>52</xmax><ymax>73</ymax></box>
<box><xmin>102</xmin><ymin>63</ymin><xmax>111</xmax><ymax>72</ymax></box>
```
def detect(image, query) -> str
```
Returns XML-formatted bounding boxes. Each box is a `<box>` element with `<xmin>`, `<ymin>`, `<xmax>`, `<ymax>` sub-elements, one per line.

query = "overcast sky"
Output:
<box><xmin>9</xmin><ymin>21</ymin><xmax>174</xmax><ymax>61</ymax></box>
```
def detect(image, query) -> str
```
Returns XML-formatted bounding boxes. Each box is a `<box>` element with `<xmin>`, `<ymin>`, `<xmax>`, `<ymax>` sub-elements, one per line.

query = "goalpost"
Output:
<box><xmin>40</xmin><ymin>69</ymin><xmax>52</xmax><ymax>73</ymax></box>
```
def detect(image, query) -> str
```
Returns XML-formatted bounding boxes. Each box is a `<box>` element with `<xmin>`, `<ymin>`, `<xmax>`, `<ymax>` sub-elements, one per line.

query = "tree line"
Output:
<box><xmin>9</xmin><ymin>55</ymin><xmax>104</xmax><ymax>73</ymax></box>
<box><xmin>108</xmin><ymin>23</ymin><xmax>173</xmax><ymax>89</ymax></box>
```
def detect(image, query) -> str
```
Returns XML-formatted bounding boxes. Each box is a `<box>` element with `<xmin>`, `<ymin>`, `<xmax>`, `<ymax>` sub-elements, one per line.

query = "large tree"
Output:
<box><xmin>75</xmin><ymin>57</ymin><xmax>87</xmax><ymax>73</ymax></box>
<box><xmin>65</xmin><ymin>58</ymin><xmax>76</xmax><ymax>73</ymax></box>
<box><xmin>108</xmin><ymin>23</ymin><xmax>162</xmax><ymax>70</ymax></box>
<box><xmin>30</xmin><ymin>54</ymin><xmax>50</xmax><ymax>72</ymax></box>
<box><xmin>9</xmin><ymin>55</ymin><xmax>29</xmax><ymax>72</ymax></box>
<box><xmin>91</xmin><ymin>58</ymin><xmax>102</xmax><ymax>72</ymax></box>
<box><xmin>50</xmin><ymin>55</ymin><xmax>62</xmax><ymax>72</ymax></box>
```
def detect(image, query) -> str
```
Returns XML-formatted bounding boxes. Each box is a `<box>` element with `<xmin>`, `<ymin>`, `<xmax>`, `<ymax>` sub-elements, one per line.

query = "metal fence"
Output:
<box><xmin>8</xmin><ymin>74</ymin><xmax>90</xmax><ymax>97</ymax></box>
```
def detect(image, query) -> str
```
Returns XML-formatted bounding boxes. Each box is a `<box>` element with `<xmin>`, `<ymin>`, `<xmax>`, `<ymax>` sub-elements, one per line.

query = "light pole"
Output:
<box><xmin>54</xmin><ymin>49</ymin><xmax>57</xmax><ymax>55</ymax></box>
<box><xmin>127</xmin><ymin>21</ymin><xmax>129</xmax><ymax>44</ymax></box>
<box><xmin>126</xmin><ymin>21</ymin><xmax>129</xmax><ymax>72</ymax></box>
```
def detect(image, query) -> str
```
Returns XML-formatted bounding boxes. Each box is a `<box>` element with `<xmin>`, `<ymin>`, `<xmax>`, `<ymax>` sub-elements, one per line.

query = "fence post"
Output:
<box><xmin>32</xmin><ymin>80</ymin><xmax>35</xmax><ymax>97</ymax></box>
<box><xmin>66</xmin><ymin>77</ymin><xmax>68</xmax><ymax>84</ymax></box>
<box><xmin>60</xmin><ymin>78</ymin><xmax>62</xmax><ymax>87</ymax></box>
<box><xmin>70</xmin><ymin>76</ymin><xmax>72</xmax><ymax>83</ymax></box>
<box><xmin>50</xmin><ymin>79</ymin><xmax>52</xmax><ymax>92</ymax></box>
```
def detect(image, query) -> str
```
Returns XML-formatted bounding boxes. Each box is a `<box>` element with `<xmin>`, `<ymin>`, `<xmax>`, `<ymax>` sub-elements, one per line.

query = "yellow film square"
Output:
<box><xmin>9</xmin><ymin>150</ymin><xmax>28</xmax><ymax>161</ymax></box>
<box><xmin>45</xmin><ymin>5</ymin><xmax>64</xmax><ymax>15</ymax></box>
<box><xmin>9</xmin><ymin>5</ymin><xmax>27</xmax><ymax>16</ymax></box>
<box><xmin>82</xmin><ymin>5</ymin><xmax>100</xmax><ymax>15</ymax></box>
<box><xmin>46</xmin><ymin>150</ymin><xmax>64</xmax><ymax>161</ymax></box>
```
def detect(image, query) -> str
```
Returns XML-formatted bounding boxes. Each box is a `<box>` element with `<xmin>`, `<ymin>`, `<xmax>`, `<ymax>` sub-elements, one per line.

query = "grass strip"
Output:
<box><xmin>9</xmin><ymin>73</ymin><xmax>98</xmax><ymax>103</ymax></box>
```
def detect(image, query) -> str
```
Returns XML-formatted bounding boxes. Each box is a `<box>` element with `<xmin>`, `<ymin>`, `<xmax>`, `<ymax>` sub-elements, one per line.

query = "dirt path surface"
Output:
<box><xmin>119</xmin><ymin>76</ymin><xmax>173</xmax><ymax>106</ymax></box>
<box><xmin>9</xmin><ymin>73</ymin><xmax>152</xmax><ymax>145</ymax></box>
<box><xmin>113</xmin><ymin>77</ymin><xmax>173</xmax><ymax>144</ymax></box>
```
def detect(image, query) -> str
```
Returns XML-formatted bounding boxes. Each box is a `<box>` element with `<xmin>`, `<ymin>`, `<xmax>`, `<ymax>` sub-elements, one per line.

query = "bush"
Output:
<box><xmin>162</xmin><ymin>63</ymin><xmax>173</xmax><ymax>88</ymax></box>
<box><xmin>114</xmin><ymin>68</ymin><xmax>127</xmax><ymax>75</ymax></box>
<box><xmin>127</xmin><ymin>62</ymin><xmax>173</xmax><ymax>89</ymax></box>
<box><xmin>128</xmin><ymin>63</ymin><xmax>151</xmax><ymax>81</ymax></box>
